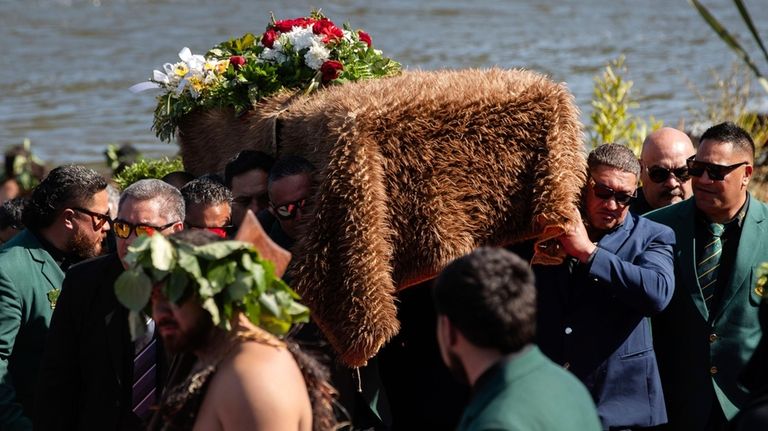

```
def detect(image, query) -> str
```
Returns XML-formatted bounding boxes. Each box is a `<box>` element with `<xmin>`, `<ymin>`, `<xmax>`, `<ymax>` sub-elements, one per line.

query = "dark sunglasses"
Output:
<box><xmin>233</xmin><ymin>193</ymin><xmax>270</xmax><ymax>210</ymax></box>
<box><xmin>184</xmin><ymin>223</ymin><xmax>232</xmax><ymax>238</ymax></box>
<box><xmin>647</xmin><ymin>165</ymin><xmax>690</xmax><ymax>183</ymax></box>
<box><xmin>686</xmin><ymin>156</ymin><xmax>748</xmax><ymax>181</ymax></box>
<box><xmin>72</xmin><ymin>207</ymin><xmax>112</xmax><ymax>230</ymax></box>
<box><xmin>591</xmin><ymin>181</ymin><xmax>637</xmax><ymax>206</ymax></box>
<box><xmin>112</xmin><ymin>220</ymin><xmax>177</xmax><ymax>239</ymax></box>
<box><xmin>271</xmin><ymin>199</ymin><xmax>307</xmax><ymax>221</ymax></box>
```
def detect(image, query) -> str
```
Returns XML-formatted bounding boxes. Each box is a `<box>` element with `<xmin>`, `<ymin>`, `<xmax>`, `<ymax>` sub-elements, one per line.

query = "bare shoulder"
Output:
<box><xmin>195</xmin><ymin>339</ymin><xmax>312</xmax><ymax>431</ymax></box>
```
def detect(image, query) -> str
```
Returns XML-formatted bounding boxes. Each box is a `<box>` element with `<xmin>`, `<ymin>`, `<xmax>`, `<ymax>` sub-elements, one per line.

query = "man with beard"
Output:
<box><xmin>35</xmin><ymin>179</ymin><xmax>184</xmax><ymax>431</ymax></box>
<box><xmin>433</xmin><ymin>247</ymin><xmax>600</xmax><ymax>431</ymax></box>
<box><xmin>0</xmin><ymin>165</ymin><xmax>109</xmax><ymax>430</ymax></box>
<box><xmin>631</xmin><ymin>127</ymin><xmax>696</xmax><ymax>214</ymax></box>
<box><xmin>526</xmin><ymin>144</ymin><xmax>676</xmax><ymax>429</ymax></box>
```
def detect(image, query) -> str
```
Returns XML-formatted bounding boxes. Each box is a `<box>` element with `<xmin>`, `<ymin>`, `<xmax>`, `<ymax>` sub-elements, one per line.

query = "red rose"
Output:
<box><xmin>229</xmin><ymin>56</ymin><xmax>246</xmax><ymax>69</ymax></box>
<box><xmin>273</xmin><ymin>17</ymin><xmax>316</xmax><ymax>33</ymax></box>
<box><xmin>320</xmin><ymin>60</ymin><xmax>343</xmax><ymax>83</ymax></box>
<box><xmin>262</xmin><ymin>29</ymin><xmax>277</xmax><ymax>48</ymax></box>
<box><xmin>358</xmin><ymin>30</ymin><xmax>372</xmax><ymax>47</ymax></box>
<box><xmin>313</xmin><ymin>18</ymin><xmax>343</xmax><ymax>43</ymax></box>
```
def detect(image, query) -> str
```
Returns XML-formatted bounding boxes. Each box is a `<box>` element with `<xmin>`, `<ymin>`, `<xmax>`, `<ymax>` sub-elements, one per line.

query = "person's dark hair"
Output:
<box><xmin>22</xmin><ymin>165</ymin><xmax>108</xmax><ymax>230</ymax></box>
<box><xmin>587</xmin><ymin>143</ymin><xmax>641</xmax><ymax>178</ymax></box>
<box><xmin>700</xmin><ymin>121</ymin><xmax>755</xmax><ymax>162</ymax></box>
<box><xmin>268</xmin><ymin>155</ymin><xmax>316</xmax><ymax>186</ymax></box>
<box><xmin>169</xmin><ymin>228</ymin><xmax>222</xmax><ymax>246</ymax></box>
<box><xmin>119</xmin><ymin>179</ymin><xmax>185</xmax><ymax>224</ymax></box>
<box><xmin>0</xmin><ymin>197</ymin><xmax>25</xmax><ymax>230</ymax></box>
<box><xmin>433</xmin><ymin>247</ymin><xmax>536</xmax><ymax>354</ymax></box>
<box><xmin>161</xmin><ymin>171</ymin><xmax>196</xmax><ymax>190</ymax></box>
<box><xmin>224</xmin><ymin>151</ymin><xmax>275</xmax><ymax>188</ymax></box>
<box><xmin>181</xmin><ymin>177</ymin><xmax>233</xmax><ymax>208</ymax></box>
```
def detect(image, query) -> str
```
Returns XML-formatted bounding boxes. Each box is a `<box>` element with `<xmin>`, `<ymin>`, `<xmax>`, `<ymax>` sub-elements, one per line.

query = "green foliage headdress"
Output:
<box><xmin>114</xmin><ymin>234</ymin><xmax>309</xmax><ymax>340</ymax></box>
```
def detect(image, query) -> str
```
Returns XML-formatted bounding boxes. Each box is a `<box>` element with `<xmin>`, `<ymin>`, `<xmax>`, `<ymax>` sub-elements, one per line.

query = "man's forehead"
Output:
<box><xmin>118</xmin><ymin>197</ymin><xmax>168</xmax><ymax>221</ymax></box>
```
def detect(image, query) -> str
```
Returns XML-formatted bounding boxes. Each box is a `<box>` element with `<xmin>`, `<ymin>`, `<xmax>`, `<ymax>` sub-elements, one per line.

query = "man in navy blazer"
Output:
<box><xmin>532</xmin><ymin>143</ymin><xmax>676</xmax><ymax>429</ymax></box>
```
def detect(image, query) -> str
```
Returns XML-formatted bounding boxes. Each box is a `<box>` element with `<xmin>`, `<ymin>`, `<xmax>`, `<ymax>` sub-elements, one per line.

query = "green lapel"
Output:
<box><xmin>18</xmin><ymin>230</ymin><xmax>65</xmax><ymax>291</ymax></box>
<box><xmin>714</xmin><ymin>194</ymin><xmax>767</xmax><ymax>322</ymax></box>
<box><xmin>674</xmin><ymin>199</ymin><xmax>709</xmax><ymax>321</ymax></box>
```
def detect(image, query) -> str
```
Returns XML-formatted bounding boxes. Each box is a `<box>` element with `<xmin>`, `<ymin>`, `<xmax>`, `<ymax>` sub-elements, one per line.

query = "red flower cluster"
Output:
<box><xmin>262</xmin><ymin>16</ymin><xmax>346</xmax><ymax>47</ymax></box>
<box><xmin>229</xmin><ymin>55</ymin><xmax>246</xmax><ymax>68</ymax></box>
<box><xmin>358</xmin><ymin>31</ymin><xmax>372</xmax><ymax>47</ymax></box>
<box><xmin>320</xmin><ymin>60</ymin><xmax>343</xmax><ymax>82</ymax></box>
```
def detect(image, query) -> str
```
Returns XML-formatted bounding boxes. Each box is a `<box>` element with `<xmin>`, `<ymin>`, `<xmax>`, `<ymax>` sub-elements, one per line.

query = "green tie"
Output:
<box><xmin>698</xmin><ymin>222</ymin><xmax>725</xmax><ymax>310</ymax></box>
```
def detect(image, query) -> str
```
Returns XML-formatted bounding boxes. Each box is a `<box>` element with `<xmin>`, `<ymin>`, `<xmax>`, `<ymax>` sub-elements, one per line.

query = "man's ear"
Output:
<box><xmin>743</xmin><ymin>164</ymin><xmax>754</xmax><ymax>187</ymax></box>
<box><xmin>61</xmin><ymin>208</ymin><xmax>76</xmax><ymax>230</ymax></box>
<box><xmin>171</xmin><ymin>221</ymin><xmax>184</xmax><ymax>233</ymax></box>
<box><xmin>438</xmin><ymin>315</ymin><xmax>460</xmax><ymax>347</ymax></box>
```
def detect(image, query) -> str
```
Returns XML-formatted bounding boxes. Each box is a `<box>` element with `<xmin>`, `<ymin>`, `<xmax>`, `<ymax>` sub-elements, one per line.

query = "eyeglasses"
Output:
<box><xmin>72</xmin><ymin>207</ymin><xmax>112</xmax><ymax>230</ymax></box>
<box><xmin>112</xmin><ymin>220</ymin><xmax>178</xmax><ymax>239</ymax></box>
<box><xmin>591</xmin><ymin>180</ymin><xmax>637</xmax><ymax>206</ymax></box>
<box><xmin>646</xmin><ymin>165</ymin><xmax>690</xmax><ymax>183</ymax></box>
<box><xmin>271</xmin><ymin>199</ymin><xmax>307</xmax><ymax>221</ymax></box>
<box><xmin>184</xmin><ymin>223</ymin><xmax>232</xmax><ymax>238</ymax></box>
<box><xmin>233</xmin><ymin>194</ymin><xmax>270</xmax><ymax>210</ymax></box>
<box><xmin>686</xmin><ymin>156</ymin><xmax>748</xmax><ymax>181</ymax></box>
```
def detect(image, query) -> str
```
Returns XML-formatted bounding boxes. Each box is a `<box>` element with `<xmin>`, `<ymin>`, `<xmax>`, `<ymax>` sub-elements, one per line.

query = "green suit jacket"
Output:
<box><xmin>646</xmin><ymin>195</ymin><xmax>767</xmax><ymax>429</ymax></box>
<box><xmin>0</xmin><ymin>230</ymin><xmax>64</xmax><ymax>430</ymax></box>
<box><xmin>457</xmin><ymin>346</ymin><xmax>601</xmax><ymax>431</ymax></box>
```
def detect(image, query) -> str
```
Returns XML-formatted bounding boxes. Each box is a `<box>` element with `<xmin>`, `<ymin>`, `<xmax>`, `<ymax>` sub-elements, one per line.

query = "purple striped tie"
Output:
<box><xmin>132</xmin><ymin>338</ymin><xmax>157</xmax><ymax>420</ymax></box>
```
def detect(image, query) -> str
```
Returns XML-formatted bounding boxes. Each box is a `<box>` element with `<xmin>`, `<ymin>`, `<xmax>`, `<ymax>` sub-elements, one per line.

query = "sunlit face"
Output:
<box><xmin>692</xmin><ymin>139</ymin><xmax>752</xmax><ymax>222</ymax></box>
<box><xmin>151</xmin><ymin>287</ymin><xmax>213</xmax><ymax>354</ymax></box>
<box><xmin>268</xmin><ymin>173</ymin><xmax>312</xmax><ymax>241</ymax></box>
<box><xmin>185</xmin><ymin>202</ymin><xmax>231</xmax><ymax>237</ymax></box>
<box><xmin>584</xmin><ymin>166</ymin><xmax>637</xmax><ymax>232</ymax></box>
<box><xmin>116</xmin><ymin>197</ymin><xmax>182</xmax><ymax>268</ymax></box>
<box><xmin>640</xmin><ymin>138</ymin><xmax>695</xmax><ymax>209</ymax></box>
<box><xmin>230</xmin><ymin>169</ymin><xmax>269</xmax><ymax>228</ymax></box>
<box><xmin>68</xmin><ymin>189</ymin><xmax>111</xmax><ymax>259</ymax></box>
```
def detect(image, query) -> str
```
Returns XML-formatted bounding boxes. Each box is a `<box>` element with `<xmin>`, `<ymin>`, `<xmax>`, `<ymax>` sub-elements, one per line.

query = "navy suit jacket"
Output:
<box><xmin>532</xmin><ymin>213</ymin><xmax>675</xmax><ymax>429</ymax></box>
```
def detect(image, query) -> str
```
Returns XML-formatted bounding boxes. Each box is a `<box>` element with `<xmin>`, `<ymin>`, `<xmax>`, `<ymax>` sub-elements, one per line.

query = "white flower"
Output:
<box><xmin>284</xmin><ymin>25</ymin><xmax>317</xmax><ymax>51</ymax></box>
<box><xmin>178</xmin><ymin>47</ymin><xmax>206</xmax><ymax>73</ymax></box>
<box><xmin>261</xmin><ymin>47</ymin><xmax>287</xmax><ymax>63</ymax></box>
<box><xmin>342</xmin><ymin>29</ymin><xmax>354</xmax><ymax>43</ymax></box>
<box><xmin>304</xmin><ymin>41</ymin><xmax>330</xmax><ymax>70</ymax></box>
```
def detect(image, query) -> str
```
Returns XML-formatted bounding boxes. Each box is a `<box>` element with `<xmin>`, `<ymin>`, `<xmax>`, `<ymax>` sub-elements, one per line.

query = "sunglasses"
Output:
<box><xmin>647</xmin><ymin>165</ymin><xmax>690</xmax><ymax>183</ymax></box>
<box><xmin>184</xmin><ymin>223</ymin><xmax>232</xmax><ymax>238</ymax></box>
<box><xmin>112</xmin><ymin>220</ymin><xmax>177</xmax><ymax>239</ymax></box>
<box><xmin>686</xmin><ymin>156</ymin><xmax>748</xmax><ymax>181</ymax></box>
<box><xmin>271</xmin><ymin>199</ymin><xmax>307</xmax><ymax>221</ymax></box>
<box><xmin>233</xmin><ymin>194</ymin><xmax>270</xmax><ymax>210</ymax></box>
<box><xmin>591</xmin><ymin>180</ymin><xmax>637</xmax><ymax>206</ymax></box>
<box><xmin>72</xmin><ymin>207</ymin><xmax>112</xmax><ymax>230</ymax></box>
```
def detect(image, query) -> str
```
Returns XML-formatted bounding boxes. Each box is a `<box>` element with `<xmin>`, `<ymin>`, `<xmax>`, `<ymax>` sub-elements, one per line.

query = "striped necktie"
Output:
<box><xmin>698</xmin><ymin>222</ymin><xmax>725</xmax><ymax>310</ymax></box>
<box><xmin>132</xmin><ymin>337</ymin><xmax>157</xmax><ymax>421</ymax></box>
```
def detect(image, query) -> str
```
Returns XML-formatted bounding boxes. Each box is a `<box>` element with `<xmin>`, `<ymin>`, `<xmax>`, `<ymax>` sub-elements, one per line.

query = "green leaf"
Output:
<box><xmin>115</xmin><ymin>269</ymin><xmax>153</xmax><ymax>312</ymax></box>
<box><xmin>226</xmin><ymin>271</ymin><xmax>252</xmax><ymax>302</ymax></box>
<box><xmin>166</xmin><ymin>270</ymin><xmax>189</xmax><ymax>303</ymax></box>
<box><xmin>259</xmin><ymin>292</ymin><xmax>281</xmax><ymax>317</ymax></box>
<box><xmin>194</xmin><ymin>241</ymin><xmax>250</xmax><ymax>260</ymax></box>
<box><xmin>733</xmin><ymin>0</ymin><xmax>768</xmax><ymax>65</ymax></box>
<box><xmin>202</xmin><ymin>297</ymin><xmax>221</xmax><ymax>326</ymax></box>
<box><xmin>150</xmin><ymin>234</ymin><xmax>175</xmax><ymax>271</ymax></box>
<box><xmin>207</xmin><ymin>260</ymin><xmax>238</xmax><ymax>294</ymax></box>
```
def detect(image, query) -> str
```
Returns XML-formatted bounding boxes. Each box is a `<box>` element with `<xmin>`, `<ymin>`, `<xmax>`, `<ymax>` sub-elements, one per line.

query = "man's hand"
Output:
<box><xmin>558</xmin><ymin>208</ymin><xmax>597</xmax><ymax>264</ymax></box>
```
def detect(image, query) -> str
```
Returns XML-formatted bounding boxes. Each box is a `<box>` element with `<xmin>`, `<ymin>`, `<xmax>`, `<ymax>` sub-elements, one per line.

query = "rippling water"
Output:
<box><xmin>1</xmin><ymin>0</ymin><xmax>767</xmax><ymax>165</ymax></box>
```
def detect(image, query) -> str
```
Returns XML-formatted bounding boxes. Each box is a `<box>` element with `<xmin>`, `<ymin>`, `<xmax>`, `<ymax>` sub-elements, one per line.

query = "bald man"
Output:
<box><xmin>632</xmin><ymin>127</ymin><xmax>696</xmax><ymax>214</ymax></box>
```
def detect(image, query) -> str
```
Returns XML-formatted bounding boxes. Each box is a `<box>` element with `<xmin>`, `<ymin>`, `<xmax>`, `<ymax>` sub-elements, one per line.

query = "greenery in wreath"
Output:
<box><xmin>132</xmin><ymin>10</ymin><xmax>402</xmax><ymax>142</ymax></box>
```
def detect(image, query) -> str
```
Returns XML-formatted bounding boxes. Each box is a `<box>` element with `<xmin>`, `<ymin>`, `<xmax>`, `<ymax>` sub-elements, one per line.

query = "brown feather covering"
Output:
<box><xmin>177</xmin><ymin>69</ymin><xmax>586</xmax><ymax>366</ymax></box>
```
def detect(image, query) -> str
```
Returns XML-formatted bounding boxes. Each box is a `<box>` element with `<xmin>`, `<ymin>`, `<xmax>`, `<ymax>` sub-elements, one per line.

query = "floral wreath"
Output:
<box><xmin>132</xmin><ymin>10</ymin><xmax>402</xmax><ymax>143</ymax></box>
<box><xmin>114</xmin><ymin>234</ymin><xmax>309</xmax><ymax>340</ymax></box>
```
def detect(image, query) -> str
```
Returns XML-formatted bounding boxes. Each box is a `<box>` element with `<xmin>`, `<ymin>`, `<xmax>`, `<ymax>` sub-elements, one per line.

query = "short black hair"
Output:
<box><xmin>268</xmin><ymin>155</ymin><xmax>316</xmax><ymax>186</ymax></box>
<box><xmin>181</xmin><ymin>177</ymin><xmax>233</xmax><ymax>208</ymax></box>
<box><xmin>22</xmin><ymin>165</ymin><xmax>108</xmax><ymax>230</ymax></box>
<box><xmin>0</xmin><ymin>197</ymin><xmax>25</xmax><ymax>230</ymax></box>
<box><xmin>224</xmin><ymin>151</ymin><xmax>275</xmax><ymax>188</ymax></box>
<box><xmin>433</xmin><ymin>247</ymin><xmax>536</xmax><ymax>354</ymax></box>
<box><xmin>588</xmin><ymin>143</ymin><xmax>641</xmax><ymax>178</ymax></box>
<box><xmin>700</xmin><ymin>121</ymin><xmax>755</xmax><ymax>162</ymax></box>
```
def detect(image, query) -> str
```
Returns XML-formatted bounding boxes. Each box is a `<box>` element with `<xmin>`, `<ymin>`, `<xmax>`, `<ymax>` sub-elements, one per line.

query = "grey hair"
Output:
<box><xmin>119</xmin><ymin>179</ymin><xmax>185</xmax><ymax>223</ymax></box>
<box><xmin>587</xmin><ymin>143</ymin><xmax>641</xmax><ymax>178</ymax></box>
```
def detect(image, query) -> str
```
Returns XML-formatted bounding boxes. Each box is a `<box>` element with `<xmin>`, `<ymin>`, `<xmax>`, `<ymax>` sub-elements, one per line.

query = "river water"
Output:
<box><xmin>1</xmin><ymin>0</ymin><xmax>767</xmax><ymax>165</ymax></box>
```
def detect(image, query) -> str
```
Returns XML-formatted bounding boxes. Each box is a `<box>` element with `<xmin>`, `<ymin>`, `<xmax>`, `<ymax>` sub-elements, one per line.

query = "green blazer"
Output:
<box><xmin>646</xmin><ymin>195</ymin><xmax>767</xmax><ymax>429</ymax></box>
<box><xmin>458</xmin><ymin>346</ymin><xmax>601</xmax><ymax>431</ymax></box>
<box><xmin>0</xmin><ymin>230</ymin><xmax>64</xmax><ymax>430</ymax></box>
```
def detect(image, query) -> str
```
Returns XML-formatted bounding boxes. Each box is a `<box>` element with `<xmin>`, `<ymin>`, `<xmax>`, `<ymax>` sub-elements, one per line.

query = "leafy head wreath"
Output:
<box><xmin>114</xmin><ymin>233</ymin><xmax>309</xmax><ymax>340</ymax></box>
